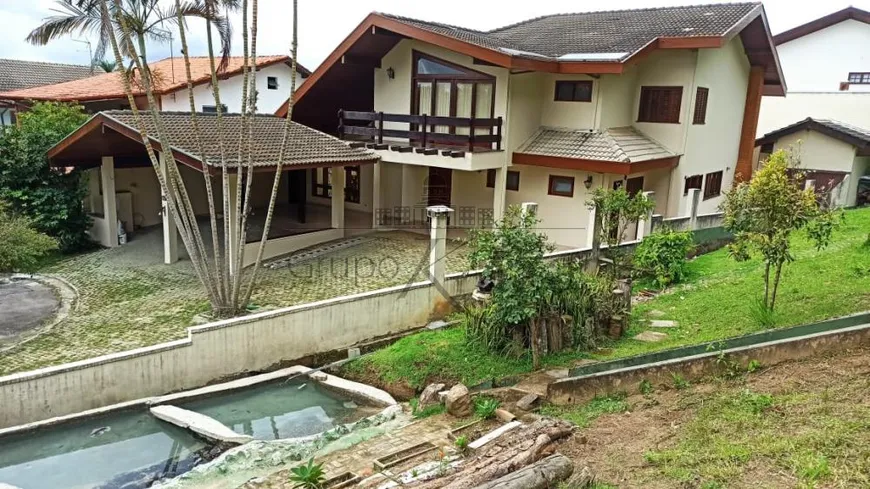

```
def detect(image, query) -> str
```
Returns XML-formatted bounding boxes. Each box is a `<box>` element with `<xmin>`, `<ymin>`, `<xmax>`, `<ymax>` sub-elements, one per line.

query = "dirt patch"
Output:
<box><xmin>553</xmin><ymin>347</ymin><xmax>870</xmax><ymax>488</ymax></box>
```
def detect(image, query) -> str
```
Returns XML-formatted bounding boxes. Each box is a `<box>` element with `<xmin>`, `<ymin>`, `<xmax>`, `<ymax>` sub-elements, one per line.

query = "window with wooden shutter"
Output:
<box><xmin>684</xmin><ymin>174</ymin><xmax>702</xmax><ymax>195</ymax></box>
<box><xmin>703</xmin><ymin>170</ymin><xmax>723</xmax><ymax>200</ymax></box>
<box><xmin>637</xmin><ymin>86</ymin><xmax>683</xmax><ymax>123</ymax></box>
<box><xmin>693</xmin><ymin>87</ymin><xmax>709</xmax><ymax>124</ymax></box>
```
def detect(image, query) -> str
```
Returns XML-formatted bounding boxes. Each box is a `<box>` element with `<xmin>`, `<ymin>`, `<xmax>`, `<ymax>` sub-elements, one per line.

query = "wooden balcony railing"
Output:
<box><xmin>338</xmin><ymin>110</ymin><xmax>503</xmax><ymax>154</ymax></box>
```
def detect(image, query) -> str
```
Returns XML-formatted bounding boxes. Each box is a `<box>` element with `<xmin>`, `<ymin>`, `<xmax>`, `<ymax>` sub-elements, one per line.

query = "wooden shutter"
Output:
<box><xmin>703</xmin><ymin>171</ymin><xmax>723</xmax><ymax>199</ymax></box>
<box><xmin>693</xmin><ymin>87</ymin><xmax>709</xmax><ymax>124</ymax></box>
<box><xmin>684</xmin><ymin>174</ymin><xmax>703</xmax><ymax>195</ymax></box>
<box><xmin>638</xmin><ymin>87</ymin><xmax>683</xmax><ymax>123</ymax></box>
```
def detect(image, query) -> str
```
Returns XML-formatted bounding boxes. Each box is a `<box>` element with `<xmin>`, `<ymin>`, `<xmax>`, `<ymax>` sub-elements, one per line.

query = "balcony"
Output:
<box><xmin>338</xmin><ymin>110</ymin><xmax>504</xmax><ymax>170</ymax></box>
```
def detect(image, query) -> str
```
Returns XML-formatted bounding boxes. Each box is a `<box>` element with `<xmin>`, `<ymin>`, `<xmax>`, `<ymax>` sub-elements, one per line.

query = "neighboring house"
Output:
<box><xmin>279</xmin><ymin>3</ymin><xmax>785</xmax><ymax>248</ymax></box>
<box><xmin>756</xmin><ymin>118</ymin><xmax>870</xmax><ymax>207</ymax></box>
<box><xmin>0</xmin><ymin>55</ymin><xmax>310</xmax><ymax>116</ymax></box>
<box><xmin>757</xmin><ymin>7</ymin><xmax>870</xmax><ymax>135</ymax></box>
<box><xmin>0</xmin><ymin>58</ymin><xmax>93</xmax><ymax>127</ymax></box>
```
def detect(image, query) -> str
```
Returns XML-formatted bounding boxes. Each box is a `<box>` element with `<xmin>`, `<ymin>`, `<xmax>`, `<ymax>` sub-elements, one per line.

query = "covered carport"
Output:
<box><xmin>47</xmin><ymin>110</ymin><xmax>379</xmax><ymax>267</ymax></box>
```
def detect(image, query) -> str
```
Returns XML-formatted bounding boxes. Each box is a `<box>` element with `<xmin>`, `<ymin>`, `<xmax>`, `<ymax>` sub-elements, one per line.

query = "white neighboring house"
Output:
<box><xmin>0</xmin><ymin>55</ymin><xmax>309</xmax><ymax>116</ymax></box>
<box><xmin>758</xmin><ymin>7</ymin><xmax>870</xmax><ymax>135</ymax></box>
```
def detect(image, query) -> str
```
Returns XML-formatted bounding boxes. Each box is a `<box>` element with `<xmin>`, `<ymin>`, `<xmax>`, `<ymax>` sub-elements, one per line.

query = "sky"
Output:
<box><xmin>0</xmin><ymin>0</ymin><xmax>867</xmax><ymax>72</ymax></box>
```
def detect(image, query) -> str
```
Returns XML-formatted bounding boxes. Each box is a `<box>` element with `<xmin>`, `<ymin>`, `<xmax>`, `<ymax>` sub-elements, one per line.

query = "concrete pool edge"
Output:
<box><xmin>0</xmin><ymin>365</ymin><xmax>396</xmax><ymax>439</ymax></box>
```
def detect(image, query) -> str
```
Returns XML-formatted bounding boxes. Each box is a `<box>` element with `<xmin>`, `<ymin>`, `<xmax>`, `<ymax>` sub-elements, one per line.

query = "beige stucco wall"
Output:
<box><xmin>597</xmin><ymin>67</ymin><xmax>639</xmax><ymax>129</ymax></box>
<box><xmin>771</xmin><ymin>130</ymin><xmax>861</xmax><ymax>206</ymax></box>
<box><xmin>538</xmin><ymin>74</ymin><xmax>599</xmax><ymax>129</ymax></box>
<box><xmin>677</xmin><ymin>37</ymin><xmax>750</xmax><ymax>216</ymax></box>
<box><xmin>631</xmin><ymin>49</ymin><xmax>697</xmax><ymax>153</ymax></box>
<box><xmin>505</xmin><ymin>72</ymin><xmax>545</xmax><ymax>153</ymax></box>
<box><xmin>111</xmin><ymin>167</ymin><xmax>162</xmax><ymax>228</ymax></box>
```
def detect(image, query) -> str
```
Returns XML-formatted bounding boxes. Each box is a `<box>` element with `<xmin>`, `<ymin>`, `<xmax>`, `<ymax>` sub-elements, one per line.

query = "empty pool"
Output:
<box><xmin>0</xmin><ymin>410</ymin><xmax>214</xmax><ymax>489</ymax></box>
<box><xmin>179</xmin><ymin>379</ymin><xmax>380</xmax><ymax>440</ymax></box>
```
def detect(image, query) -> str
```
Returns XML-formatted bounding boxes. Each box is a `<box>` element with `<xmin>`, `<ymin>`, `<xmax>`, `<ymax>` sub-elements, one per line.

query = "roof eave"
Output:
<box><xmin>512</xmin><ymin>152</ymin><xmax>679</xmax><ymax>175</ymax></box>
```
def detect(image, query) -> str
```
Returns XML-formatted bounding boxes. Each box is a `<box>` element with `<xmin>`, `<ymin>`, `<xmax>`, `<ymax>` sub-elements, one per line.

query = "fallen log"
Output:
<box><xmin>471</xmin><ymin>454</ymin><xmax>574</xmax><ymax>489</ymax></box>
<box><xmin>409</xmin><ymin>418</ymin><xmax>574</xmax><ymax>489</ymax></box>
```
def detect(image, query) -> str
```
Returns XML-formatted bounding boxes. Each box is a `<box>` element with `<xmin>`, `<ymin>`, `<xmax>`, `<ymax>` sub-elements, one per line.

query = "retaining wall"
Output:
<box><xmin>0</xmin><ymin>273</ymin><xmax>478</xmax><ymax>428</ymax></box>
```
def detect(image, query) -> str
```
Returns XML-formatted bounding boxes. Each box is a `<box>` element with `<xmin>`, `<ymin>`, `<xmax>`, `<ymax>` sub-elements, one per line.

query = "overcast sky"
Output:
<box><xmin>0</xmin><ymin>0</ymin><xmax>867</xmax><ymax>71</ymax></box>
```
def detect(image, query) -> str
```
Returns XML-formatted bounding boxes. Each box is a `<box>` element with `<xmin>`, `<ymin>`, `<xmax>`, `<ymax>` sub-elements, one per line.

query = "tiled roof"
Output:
<box><xmin>516</xmin><ymin>126</ymin><xmax>677</xmax><ymax>163</ymax></box>
<box><xmin>98</xmin><ymin>110</ymin><xmax>378</xmax><ymax>168</ymax></box>
<box><xmin>756</xmin><ymin>117</ymin><xmax>870</xmax><ymax>149</ymax></box>
<box><xmin>382</xmin><ymin>3</ymin><xmax>761</xmax><ymax>61</ymax></box>
<box><xmin>0</xmin><ymin>55</ymin><xmax>301</xmax><ymax>102</ymax></box>
<box><xmin>0</xmin><ymin>58</ymin><xmax>93</xmax><ymax>92</ymax></box>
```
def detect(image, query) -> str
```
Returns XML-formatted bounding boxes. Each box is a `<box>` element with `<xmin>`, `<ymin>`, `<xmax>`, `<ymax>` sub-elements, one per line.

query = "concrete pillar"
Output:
<box><xmin>636</xmin><ymin>191</ymin><xmax>655</xmax><ymax>240</ymax></box>
<box><xmin>586</xmin><ymin>205</ymin><xmax>597</xmax><ymax>248</ymax></box>
<box><xmin>227</xmin><ymin>173</ymin><xmax>240</xmax><ymax>276</ymax></box>
<box><xmin>492</xmin><ymin>167</ymin><xmax>508</xmax><ymax>222</ymax></box>
<box><xmin>100</xmin><ymin>156</ymin><xmax>119</xmax><ymax>248</ymax></box>
<box><xmin>427</xmin><ymin>205</ymin><xmax>453</xmax><ymax>284</ymax></box>
<box><xmin>159</xmin><ymin>152</ymin><xmax>179</xmax><ymax>264</ymax></box>
<box><xmin>372</xmin><ymin>162</ymin><xmax>382</xmax><ymax>229</ymax></box>
<box><xmin>686</xmin><ymin>188</ymin><xmax>700</xmax><ymax>230</ymax></box>
<box><xmin>331</xmin><ymin>166</ymin><xmax>346</xmax><ymax>237</ymax></box>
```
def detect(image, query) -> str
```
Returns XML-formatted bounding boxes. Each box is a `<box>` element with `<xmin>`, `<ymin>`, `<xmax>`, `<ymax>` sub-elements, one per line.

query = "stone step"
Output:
<box><xmin>648</xmin><ymin>319</ymin><xmax>678</xmax><ymax>328</ymax></box>
<box><xmin>633</xmin><ymin>331</ymin><xmax>668</xmax><ymax>342</ymax></box>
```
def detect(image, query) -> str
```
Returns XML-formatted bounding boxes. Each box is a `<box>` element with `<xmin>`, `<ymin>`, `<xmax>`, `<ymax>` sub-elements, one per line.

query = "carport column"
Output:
<box><xmin>636</xmin><ymin>191</ymin><xmax>655</xmax><ymax>240</ymax></box>
<box><xmin>492</xmin><ymin>167</ymin><xmax>508</xmax><ymax>223</ymax></box>
<box><xmin>159</xmin><ymin>152</ymin><xmax>179</xmax><ymax>264</ymax></box>
<box><xmin>427</xmin><ymin>205</ymin><xmax>453</xmax><ymax>284</ymax></box>
<box><xmin>227</xmin><ymin>173</ymin><xmax>240</xmax><ymax>277</ymax></box>
<box><xmin>331</xmin><ymin>166</ymin><xmax>346</xmax><ymax>237</ymax></box>
<box><xmin>100</xmin><ymin>156</ymin><xmax>119</xmax><ymax>247</ymax></box>
<box><xmin>372</xmin><ymin>162</ymin><xmax>382</xmax><ymax>229</ymax></box>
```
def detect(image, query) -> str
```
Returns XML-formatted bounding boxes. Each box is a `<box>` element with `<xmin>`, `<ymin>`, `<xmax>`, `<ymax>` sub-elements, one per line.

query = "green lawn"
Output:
<box><xmin>344</xmin><ymin>207</ymin><xmax>870</xmax><ymax>390</ymax></box>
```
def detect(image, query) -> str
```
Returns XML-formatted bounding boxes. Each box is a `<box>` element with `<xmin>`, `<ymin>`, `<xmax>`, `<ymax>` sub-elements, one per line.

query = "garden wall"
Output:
<box><xmin>0</xmin><ymin>273</ymin><xmax>479</xmax><ymax>428</ymax></box>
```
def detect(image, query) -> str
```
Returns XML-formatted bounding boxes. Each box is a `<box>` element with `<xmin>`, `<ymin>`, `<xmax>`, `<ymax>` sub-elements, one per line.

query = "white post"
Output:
<box><xmin>100</xmin><ymin>156</ymin><xmax>118</xmax><ymax>248</ymax></box>
<box><xmin>804</xmin><ymin>179</ymin><xmax>815</xmax><ymax>191</ymax></box>
<box><xmin>159</xmin><ymin>152</ymin><xmax>179</xmax><ymax>264</ymax></box>
<box><xmin>636</xmin><ymin>191</ymin><xmax>655</xmax><ymax>240</ymax></box>
<box><xmin>427</xmin><ymin>205</ymin><xmax>453</xmax><ymax>284</ymax></box>
<box><xmin>521</xmin><ymin>201</ymin><xmax>538</xmax><ymax>217</ymax></box>
<box><xmin>372</xmin><ymin>162</ymin><xmax>382</xmax><ymax>229</ymax></box>
<box><xmin>492</xmin><ymin>167</ymin><xmax>508</xmax><ymax>223</ymax></box>
<box><xmin>331</xmin><ymin>166</ymin><xmax>346</xmax><ymax>237</ymax></box>
<box><xmin>586</xmin><ymin>205</ymin><xmax>597</xmax><ymax>248</ymax></box>
<box><xmin>227</xmin><ymin>173</ymin><xmax>240</xmax><ymax>276</ymax></box>
<box><xmin>687</xmin><ymin>188</ymin><xmax>701</xmax><ymax>230</ymax></box>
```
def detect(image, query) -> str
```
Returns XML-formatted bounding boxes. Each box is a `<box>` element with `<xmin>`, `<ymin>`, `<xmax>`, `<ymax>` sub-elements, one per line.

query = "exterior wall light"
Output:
<box><xmin>584</xmin><ymin>175</ymin><xmax>594</xmax><ymax>189</ymax></box>
<box><xmin>386</xmin><ymin>67</ymin><xmax>395</xmax><ymax>79</ymax></box>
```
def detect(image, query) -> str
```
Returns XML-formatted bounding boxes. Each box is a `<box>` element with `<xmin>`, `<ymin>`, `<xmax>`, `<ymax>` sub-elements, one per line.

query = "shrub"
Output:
<box><xmin>454</xmin><ymin>435</ymin><xmax>470</xmax><ymax>453</ymax></box>
<box><xmin>289</xmin><ymin>458</ymin><xmax>325</xmax><ymax>489</ymax></box>
<box><xmin>473</xmin><ymin>397</ymin><xmax>500</xmax><ymax>419</ymax></box>
<box><xmin>633</xmin><ymin>227</ymin><xmax>695</xmax><ymax>288</ymax></box>
<box><xmin>0</xmin><ymin>102</ymin><xmax>91</xmax><ymax>252</ymax></box>
<box><xmin>0</xmin><ymin>201</ymin><xmax>58</xmax><ymax>273</ymax></box>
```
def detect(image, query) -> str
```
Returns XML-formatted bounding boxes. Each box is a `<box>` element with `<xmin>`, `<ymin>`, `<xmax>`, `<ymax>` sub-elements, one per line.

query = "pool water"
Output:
<box><xmin>180</xmin><ymin>380</ymin><xmax>373</xmax><ymax>440</ymax></box>
<box><xmin>0</xmin><ymin>410</ymin><xmax>210</xmax><ymax>489</ymax></box>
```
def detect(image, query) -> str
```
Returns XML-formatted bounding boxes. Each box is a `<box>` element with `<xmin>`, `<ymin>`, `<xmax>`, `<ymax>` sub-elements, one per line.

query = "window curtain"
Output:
<box><xmin>474</xmin><ymin>83</ymin><xmax>493</xmax><ymax>135</ymax></box>
<box><xmin>455</xmin><ymin>83</ymin><xmax>473</xmax><ymax>135</ymax></box>
<box><xmin>435</xmin><ymin>82</ymin><xmax>451</xmax><ymax>133</ymax></box>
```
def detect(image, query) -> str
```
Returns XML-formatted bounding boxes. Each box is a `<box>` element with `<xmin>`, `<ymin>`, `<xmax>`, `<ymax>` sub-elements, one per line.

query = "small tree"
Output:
<box><xmin>0</xmin><ymin>201</ymin><xmax>58</xmax><ymax>274</ymax></box>
<box><xmin>586</xmin><ymin>186</ymin><xmax>655</xmax><ymax>274</ymax></box>
<box><xmin>0</xmin><ymin>102</ymin><xmax>91</xmax><ymax>252</ymax></box>
<box><xmin>722</xmin><ymin>149</ymin><xmax>837</xmax><ymax>311</ymax></box>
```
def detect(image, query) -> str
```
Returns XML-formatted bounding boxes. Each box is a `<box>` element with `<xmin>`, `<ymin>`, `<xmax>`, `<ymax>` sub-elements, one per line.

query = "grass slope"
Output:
<box><xmin>345</xmin><ymin>207</ymin><xmax>870</xmax><ymax>390</ymax></box>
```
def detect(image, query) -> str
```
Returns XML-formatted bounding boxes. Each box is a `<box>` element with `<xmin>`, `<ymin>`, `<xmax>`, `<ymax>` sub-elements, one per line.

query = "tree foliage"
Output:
<box><xmin>586</xmin><ymin>186</ymin><xmax>656</xmax><ymax>275</ymax></box>
<box><xmin>0</xmin><ymin>201</ymin><xmax>58</xmax><ymax>273</ymax></box>
<box><xmin>634</xmin><ymin>227</ymin><xmax>695</xmax><ymax>288</ymax></box>
<box><xmin>722</xmin><ymin>149</ymin><xmax>838</xmax><ymax>311</ymax></box>
<box><xmin>0</xmin><ymin>102</ymin><xmax>91</xmax><ymax>252</ymax></box>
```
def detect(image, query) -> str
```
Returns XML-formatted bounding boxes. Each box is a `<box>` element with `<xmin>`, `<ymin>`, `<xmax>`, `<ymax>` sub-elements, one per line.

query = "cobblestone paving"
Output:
<box><xmin>0</xmin><ymin>228</ymin><xmax>471</xmax><ymax>375</ymax></box>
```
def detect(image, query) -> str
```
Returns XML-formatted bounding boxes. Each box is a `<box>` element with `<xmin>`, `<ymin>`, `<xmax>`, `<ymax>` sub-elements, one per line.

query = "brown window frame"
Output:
<box><xmin>693</xmin><ymin>87</ymin><xmax>709</xmax><ymax>125</ymax></box>
<box><xmin>684</xmin><ymin>174</ymin><xmax>703</xmax><ymax>195</ymax></box>
<box><xmin>847</xmin><ymin>72</ymin><xmax>870</xmax><ymax>84</ymax></box>
<box><xmin>703</xmin><ymin>170</ymin><xmax>723</xmax><ymax>200</ymax></box>
<box><xmin>554</xmin><ymin>80</ymin><xmax>593</xmax><ymax>102</ymax></box>
<box><xmin>311</xmin><ymin>166</ymin><xmax>361</xmax><ymax>203</ymax></box>
<box><xmin>548</xmin><ymin>175</ymin><xmax>575</xmax><ymax>197</ymax></box>
<box><xmin>266</xmin><ymin>76</ymin><xmax>279</xmax><ymax>90</ymax></box>
<box><xmin>637</xmin><ymin>86</ymin><xmax>683</xmax><ymax>124</ymax></box>
<box><xmin>487</xmin><ymin>169</ymin><xmax>520</xmax><ymax>190</ymax></box>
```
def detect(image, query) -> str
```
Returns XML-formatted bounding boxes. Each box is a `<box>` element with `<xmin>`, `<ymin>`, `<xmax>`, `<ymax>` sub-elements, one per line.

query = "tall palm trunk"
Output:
<box><xmin>242</xmin><ymin>0</ymin><xmax>298</xmax><ymax>304</ymax></box>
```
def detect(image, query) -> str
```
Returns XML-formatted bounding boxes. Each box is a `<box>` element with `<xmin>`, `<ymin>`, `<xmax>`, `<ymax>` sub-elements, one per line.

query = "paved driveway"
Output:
<box><xmin>0</xmin><ymin>279</ymin><xmax>58</xmax><ymax>346</ymax></box>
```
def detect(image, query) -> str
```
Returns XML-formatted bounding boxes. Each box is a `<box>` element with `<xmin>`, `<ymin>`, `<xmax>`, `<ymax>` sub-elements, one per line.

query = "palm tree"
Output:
<box><xmin>95</xmin><ymin>59</ymin><xmax>117</xmax><ymax>72</ymax></box>
<box><xmin>26</xmin><ymin>0</ymin><xmax>237</xmax><ymax>69</ymax></box>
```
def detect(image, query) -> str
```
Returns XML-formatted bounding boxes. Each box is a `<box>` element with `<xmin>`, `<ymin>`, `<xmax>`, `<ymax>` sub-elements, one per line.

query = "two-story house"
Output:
<box><xmin>281</xmin><ymin>2</ymin><xmax>785</xmax><ymax>248</ymax></box>
<box><xmin>0</xmin><ymin>58</ymin><xmax>93</xmax><ymax>127</ymax></box>
<box><xmin>756</xmin><ymin>7</ymin><xmax>870</xmax><ymax>207</ymax></box>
